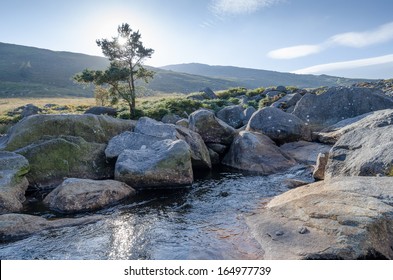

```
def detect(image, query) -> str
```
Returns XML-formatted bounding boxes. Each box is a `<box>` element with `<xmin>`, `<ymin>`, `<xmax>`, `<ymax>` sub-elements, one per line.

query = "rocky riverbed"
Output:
<box><xmin>1</xmin><ymin>85</ymin><xmax>393</xmax><ymax>259</ymax></box>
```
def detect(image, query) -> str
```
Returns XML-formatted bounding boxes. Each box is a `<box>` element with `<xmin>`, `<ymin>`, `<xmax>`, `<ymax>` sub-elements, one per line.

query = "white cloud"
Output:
<box><xmin>268</xmin><ymin>21</ymin><xmax>393</xmax><ymax>59</ymax></box>
<box><xmin>330</xmin><ymin>22</ymin><xmax>393</xmax><ymax>48</ymax></box>
<box><xmin>293</xmin><ymin>54</ymin><xmax>393</xmax><ymax>75</ymax></box>
<box><xmin>267</xmin><ymin>44</ymin><xmax>323</xmax><ymax>59</ymax></box>
<box><xmin>211</xmin><ymin>0</ymin><xmax>281</xmax><ymax>15</ymax></box>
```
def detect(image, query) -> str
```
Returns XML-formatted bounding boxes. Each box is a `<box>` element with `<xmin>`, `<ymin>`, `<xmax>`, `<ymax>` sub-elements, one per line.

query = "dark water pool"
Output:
<box><xmin>0</xmin><ymin>166</ymin><xmax>312</xmax><ymax>260</ymax></box>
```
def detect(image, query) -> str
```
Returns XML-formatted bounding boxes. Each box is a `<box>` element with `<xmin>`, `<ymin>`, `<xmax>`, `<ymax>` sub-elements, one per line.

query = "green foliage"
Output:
<box><xmin>227</xmin><ymin>97</ymin><xmax>240</xmax><ymax>105</ymax></box>
<box><xmin>216</xmin><ymin>87</ymin><xmax>247</xmax><ymax>99</ymax></box>
<box><xmin>285</xmin><ymin>86</ymin><xmax>298</xmax><ymax>92</ymax></box>
<box><xmin>246</xmin><ymin>87</ymin><xmax>265</xmax><ymax>97</ymax></box>
<box><xmin>258</xmin><ymin>94</ymin><xmax>284</xmax><ymax>109</ymax></box>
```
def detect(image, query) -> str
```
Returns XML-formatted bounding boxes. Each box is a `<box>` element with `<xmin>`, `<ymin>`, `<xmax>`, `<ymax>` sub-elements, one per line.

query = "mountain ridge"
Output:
<box><xmin>0</xmin><ymin>42</ymin><xmax>374</xmax><ymax>98</ymax></box>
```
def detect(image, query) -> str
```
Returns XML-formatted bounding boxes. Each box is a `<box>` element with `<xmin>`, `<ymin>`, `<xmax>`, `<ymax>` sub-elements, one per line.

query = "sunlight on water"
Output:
<box><xmin>0</xmin><ymin>166</ymin><xmax>313</xmax><ymax>260</ymax></box>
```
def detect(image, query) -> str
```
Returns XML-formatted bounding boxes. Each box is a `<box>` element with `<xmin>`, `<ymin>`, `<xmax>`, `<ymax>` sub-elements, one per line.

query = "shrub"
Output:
<box><xmin>246</xmin><ymin>87</ymin><xmax>265</xmax><ymax>97</ymax></box>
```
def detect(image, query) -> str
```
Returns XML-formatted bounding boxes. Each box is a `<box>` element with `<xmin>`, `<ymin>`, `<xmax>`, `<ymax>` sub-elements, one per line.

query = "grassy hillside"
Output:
<box><xmin>161</xmin><ymin>63</ymin><xmax>371</xmax><ymax>88</ymax></box>
<box><xmin>0</xmin><ymin>42</ymin><xmax>374</xmax><ymax>98</ymax></box>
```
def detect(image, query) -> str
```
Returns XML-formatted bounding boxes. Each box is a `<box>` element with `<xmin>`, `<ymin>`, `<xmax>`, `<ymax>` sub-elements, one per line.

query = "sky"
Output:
<box><xmin>1</xmin><ymin>0</ymin><xmax>393</xmax><ymax>79</ymax></box>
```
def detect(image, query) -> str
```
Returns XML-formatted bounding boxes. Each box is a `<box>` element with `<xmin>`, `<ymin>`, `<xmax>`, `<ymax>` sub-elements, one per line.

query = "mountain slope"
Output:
<box><xmin>0</xmin><ymin>42</ymin><xmax>373</xmax><ymax>98</ymax></box>
<box><xmin>161</xmin><ymin>63</ymin><xmax>369</xmax><ymax>89</ymax></box>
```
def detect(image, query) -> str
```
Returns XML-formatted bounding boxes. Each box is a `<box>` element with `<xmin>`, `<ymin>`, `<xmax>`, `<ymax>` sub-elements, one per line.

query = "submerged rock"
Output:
<box><xmin>0</xmin><ymin>213</ymin><xmax>102</xmax><ymax>241</ymax></box>
<box><xmin>44</xmin><ymin>178</ymin><xmax>136</xmax><ymax>213</ymax></box>
<box><xmin>247</xmin><ymin>177</ymin><xmax>393</xmax><ymax>259</ymax></box>
<box><xmin>280</xmin><ymin>141</ymin><xmax>331</xmax><ymax>165</ymax></box>
<box><xmin>115</xmin><ymin>139</ymin><xmax>193</xmax><ymax>189</ymax></box>
<box><xmin>222</xmin><ymin>131</ymin><xmax>296</xmax><ymax>174</ymax></box>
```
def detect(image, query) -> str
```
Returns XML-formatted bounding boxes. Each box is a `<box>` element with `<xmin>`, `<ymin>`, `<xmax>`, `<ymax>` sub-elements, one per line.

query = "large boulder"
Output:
<box><xmin>189</xmin><ymin>109</ymin><xmax>235</xmax><ymax>145</ymax></box>
<box><xmin>317</xmin><ymin>109</ymin><xmax>393</xmax><ymax>144</ymax></box>
<box><xmin>222</xmin><ymin>131</ymin><xmax>296</xmax><ymax>174</ymax></box>
<box><xmin>292</xmin><ymin>87</ymin><xmax>393</xmax><ymax>131</ymax></box>
<box><xmin>0</xmin><ymin>152</ymin><xmax>30</xmax><ymax>214</ymax></box>
<box><xmin>15</xmin><ymin>136</ymin><xmax>113</xmax><ymax>187</ymax></box>
<box><xmin>105</xmin><ymin>125</ymin><xmax>211</xmax><ymax>170</ymax></box>
<box><xmin>105</xmin><ymin>131</ymin><xmax>162</xmax><ymax>160</ymax></box>
<box><xmin>242</xmin><ymin>107</ymin><xmax>256</xmax><ymax>126</ymax></box>
<box><xmin>246</xmin><ymin>107</ymin><xmax>312</xmax><ymax>144</ymax></box>
<box><xmin>43</xmin><ymin>178</ymin><xmax>136</xmax><ymax>213</ymax></box>
<box><xmin>247</xmin><ymin>177</ymin><xmax>393</xmax><ymax>259</ymax></box>
<box><xmin>325</xmin><ymin>125</ymin><xmax>393</xmax><ymax>178</ymax></box>
<box><xmin>280</xmin><ymin>141</ymin><xmax>331</xmax><ymax>165</ymax></box>
<box><xmin>3</xmin><ymin>114</ymin><xmax>134</xmax><ymax>151</ymax></box>
<box><xmin>175</xmin><ymin>126</ymin><xmax>211</xmax><ymax>169</ymax></box>
<box><xmin>216</xmin><ymin>105</ymin><xmax>245</xmax><ymax>129</ymax></box>
<box><xmin>0</xmin><ymin>213</ymin><xmax>102</xmax><ymax>241</ymax></box>
<box><xmin>134</xmin><ymin>117</ymin><xmax>177</xmax><ymax>140</ymax></box>
<box><xmin>115</xmin><ymin>139</ymin><xmax>193</xmax><ymax>189</ymax></box>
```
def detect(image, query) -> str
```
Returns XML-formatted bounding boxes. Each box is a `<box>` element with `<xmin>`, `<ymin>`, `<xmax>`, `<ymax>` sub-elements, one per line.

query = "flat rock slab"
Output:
<box><xmin>44</xmin><ymin>178</ymin><xmax>136</xmax><ymax>213</ymax></box>
<box><xmin>247</xmin><ymin>177</ymin><xmax>393</xmax><ymax>259</ymax></box>
<box><xmin>280</xmin><ymin>141</ymin><xmax>331</xmax><ymax>165</ymax></box>
<box><xmin>0</xmin><ymin>213</ymin><xmax>102</xmax><ymax>241</ymax></box>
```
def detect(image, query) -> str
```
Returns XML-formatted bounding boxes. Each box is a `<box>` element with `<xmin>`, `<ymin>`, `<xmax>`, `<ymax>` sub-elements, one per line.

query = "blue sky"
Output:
<box><xmin>1</xmin><ymin>0</ymin><xmax>393</xmax><ymax>79</ymax></box>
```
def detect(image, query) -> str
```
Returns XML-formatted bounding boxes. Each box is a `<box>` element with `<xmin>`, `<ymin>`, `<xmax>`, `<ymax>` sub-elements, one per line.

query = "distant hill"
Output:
<box><xmin>160</xmin><ymin>63</ymin><xmax>370</xmax><ymax>89</ymax></box>
<box><xmin>0</xmin><ymin>42</ymin><xmax>374</xmax><ymax>98</ymax></box>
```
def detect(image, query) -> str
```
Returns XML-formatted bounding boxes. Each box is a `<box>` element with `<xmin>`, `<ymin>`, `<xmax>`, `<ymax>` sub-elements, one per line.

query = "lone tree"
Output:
<box><xmin>74</xmin><ymin>23</ymin><xmax>154</xmax><ymax>118</ymax></box>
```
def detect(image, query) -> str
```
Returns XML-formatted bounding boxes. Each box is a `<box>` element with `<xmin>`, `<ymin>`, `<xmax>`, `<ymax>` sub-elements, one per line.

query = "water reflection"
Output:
<box><xmin>0</xmin><ymin>166</ymin><xmax>313</xmax><ymax>260</ymax></box>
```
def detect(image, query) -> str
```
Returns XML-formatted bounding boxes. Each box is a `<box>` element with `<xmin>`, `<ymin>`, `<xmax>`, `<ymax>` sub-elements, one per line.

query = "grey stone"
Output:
<box><xmin>134</xmin><ymin>117</ymin><xmax>177</xmax><ymax>140</ymax></box>
<box><xmin>313</xmin><ymin>152</ymin><xmax>329</xmax><ymax>180</ymax></box>
<box><xmin>292</xmin><ymin>87</ymin><xmax>393</xmax><ymax>131</ymax></box>
<box><xmin>216</xmin><ymin>105</ymin><xmax>245</xmax><ymax>129</ymax></box>
<box><xmin>21</xmin><ymin>104</ymin><xmax>41</xmax><ymax>118</ymax></box>
<box><xmin>242</xmin><ymin>106</ymin><xmax>256</xmax><ymax>126</ymax></box>
<box><xmin>280</xmin><ymin>141</ymin><xmax>331</xmax><ymax>165</ymax></box>
<box><xmin>16</xmin><ymin>136</ymin><xmax>112</xmax><ymax>188</ymax></box>
<box><xmin>0</xmin><ymin>213</ymin><xmax>102</xmax><ymax>241</ymax></box>
<box><xmin>4</xmin><ymin>114</ymin><xmax>134</xmax><ymax>151</ymax></box>
<box><xmin>161</xmin><ymin>114</ymin><xmax>182</xmax><ymax>124</ymax></box>
<box><xmin>44</xmin><ymin>178</ymin><xmax>136</xmax><ymax>213</ymax></box>
<box><xmin>0</xmin><ymin>151</ymin><xmax>30</xmax><ymax>214</ymax></box>
<box><xmin>84</xmin><ymin>106</ymin><xmax>117</xmax><ymax>116</ymax></box>
<box><xmin>115</xmin><ymin>139</ymin><xmax>193</xmax><ymax>189</ymax></box>
<box><xmin>222</xmin><ymin>131</ymin><xmax>296</xmax><ymax>174</ymax></box>
<box><xmin>246</xmin><ymin>107</ymin><xmax>312</xmax><ymax>144</ymax></box>
<box><xmin>189</xmin><ymin>109</ymin><xmax>235</xmax><ymax>145</ymax></box>
<box><xmin>247</xmin><ymin>177</ymin><xmax>393</xmax><ymax>259</ymax></box>
<box><xmin>325</xmin><ymin>125</ymin><xmax>393</xmax><ymax>178</ymax></box>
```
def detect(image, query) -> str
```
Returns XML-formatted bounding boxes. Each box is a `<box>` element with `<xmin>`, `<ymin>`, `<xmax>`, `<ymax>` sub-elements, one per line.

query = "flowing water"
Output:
<box><xmin>0</xmin><ymin>166</ymin><xmax>312</xmax><ymax>260</ymax></box>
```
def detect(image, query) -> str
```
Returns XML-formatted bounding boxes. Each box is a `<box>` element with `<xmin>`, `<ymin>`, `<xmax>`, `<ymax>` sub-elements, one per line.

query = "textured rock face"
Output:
<box><xmin>0</xmin><ymin>213</ymin><xmax>102</xmax><ymax>241</ymax></box>
<box><xmin>0</xmin><ymin>152</ymin><xmax>30</xmax><ymax>214</ymax></box>
<box><xmin>43</xmin><ymin>178</ymin><xmax>136</xmax><ymax>213</ymax></box>
<box><xmin>242</xmin><ymin>107</ymin><xmax>256</xmax><ymax>126</ymax></box>
<box><xmin>247</xmin><ymin>177</ymin><xmax>393</xmax><ymax>259</ymax></box>
<box><xmin>4</xmin><ymin>114</ymin><xmax>134</xmax><ymax>151</ymax></box>
<box><xmin>313</xmin><ymin>152</ymin><xmax>329</xmax><ymax>180</ymax></box>
<box><xmin>222</xmin><ymin>131</ymin><xmax>296</xmax><ymax>174</ymax></box>
<box><xmin>134</xmin><ymin>117</ymin><xmax>177</xmax><ymax>140</ymax></box>
<box><xmin>216</xmin><ymin>105</ymin><xmax>245</xmax><ymax>128</ymax></box>
<box><xmin>246</xmin><ymin>107</ymin><xmax>312</xmax><ymax>144</ymax></box>
<box><xmin>16</xmin><ymin>136</ymin><xmax>113</xmax><ymax>187</ymax></box>
<box><xmin>280</xmin><ymin>141</ymin><xmax>331</xmax><ymax>165</ymax></box>
<box><xmin>317</xmin><ymin>109</ymin><xmax>393</xmax><ymax>144</ymax></box>
<box><xmin>115</xmin><ymin>139</ymin><xmax>193</xmax><ymax>189</ymax></box>
<box><xmin>189</xmin><ymin>109</ymin><xmax>235</xmax><ymax>145</ymax></box>
<box><xmin>292</xmin><ymin>87</ymin><xmax>393</xmax><ymax>131</ymax></box>
<box><xmin>325</xmin><ymin>125</ymin><xmax>393</xmax><ymax>178</ymax></box>
<box><xmin>105</xmin><ymin>131</ymin><xmax>162</xmax><ymax>159</ymax></box>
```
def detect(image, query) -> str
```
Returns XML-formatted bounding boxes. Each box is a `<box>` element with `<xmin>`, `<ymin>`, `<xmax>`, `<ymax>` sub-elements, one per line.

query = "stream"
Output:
<box><xmin>0</xmin><ymin>166</ymin><xmax>312</xmax><ymax>260</ymax></box>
